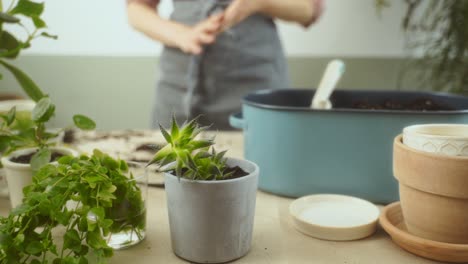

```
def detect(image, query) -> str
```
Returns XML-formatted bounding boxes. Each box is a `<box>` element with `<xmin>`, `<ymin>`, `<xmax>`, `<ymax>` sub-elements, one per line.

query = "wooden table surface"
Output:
<box><xmin>0</xmin><ymin>130</ymin><xmax>443</xmax><ymax>264</ymax></box>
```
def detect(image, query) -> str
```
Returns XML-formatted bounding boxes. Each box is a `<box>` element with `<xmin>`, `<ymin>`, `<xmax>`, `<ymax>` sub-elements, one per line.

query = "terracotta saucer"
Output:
<box><xmin>380</xmin><ymin>202</ymin><xmax>468</xmax><ymax>263</ymax></box>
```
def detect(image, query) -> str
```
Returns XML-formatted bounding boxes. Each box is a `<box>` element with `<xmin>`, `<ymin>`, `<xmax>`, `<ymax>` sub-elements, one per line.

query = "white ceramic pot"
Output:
<box><xmin>0</xmin><ymin>99</ymin><xmax>35</xmax><ymax>112</ymax></box>
<box><xmin>1</xmin><ymin>146</ymin><xmax>79</xmax><ymax>208</ymax></box>
<box><xmin>164</xmin><ymin>158</ymin><xmax>259</xmax><ymax>263</ymax></box>
<box><xmin>403</xmin><ymin>124</ymin><xmax>468</xmax><ymax>156</ymax></box>
<box><xmin>0</xmin><ymin>99</ymin><xmax>36</xmax><ymax>198</ymax></box>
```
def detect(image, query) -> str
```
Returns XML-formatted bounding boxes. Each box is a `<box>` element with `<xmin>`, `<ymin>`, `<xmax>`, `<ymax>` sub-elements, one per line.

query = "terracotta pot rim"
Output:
<box><xmin>395</xmin><ymin>135</ymin><xmax>468</xmax><ymax>161</ymax></box>
<box><xmin>394</xmin><ymin>134</ymin><xmax>468</xmax><ymax>198</ymax></box>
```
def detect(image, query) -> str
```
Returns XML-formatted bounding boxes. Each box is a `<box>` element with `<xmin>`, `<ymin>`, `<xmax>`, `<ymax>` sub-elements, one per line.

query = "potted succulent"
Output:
<box><xmin>0</xmin><ymin>96</ymin><xmax>96</xmax><ymax>207</ymax></box>
<box><xmin>0</xmin><ymin>150</ymin><xmax>147</xmax><ymax>263</ymax></box>
<box><xmin>149</xmin><ymin>117</ymin><xmax>259</xmax><ymax>263</ymax></box>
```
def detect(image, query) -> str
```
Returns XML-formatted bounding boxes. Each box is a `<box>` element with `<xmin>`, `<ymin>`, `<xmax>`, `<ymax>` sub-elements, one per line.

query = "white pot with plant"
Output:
<box><xmin>0</xmin><ymin>97</ymin><xmax>96</xmax><ymax>207</ymax></box>
<box><xmin>149</xmin><ymin>118</ymin><xmax>259</xmax><ymax>263</ymax></box>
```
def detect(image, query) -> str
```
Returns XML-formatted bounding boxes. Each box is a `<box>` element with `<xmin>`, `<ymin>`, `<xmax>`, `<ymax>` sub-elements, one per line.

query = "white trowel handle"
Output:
<box><xmin>311</xmin><ymin>60</ymin><xmax>346</xmax><ymax>109</ymax></box>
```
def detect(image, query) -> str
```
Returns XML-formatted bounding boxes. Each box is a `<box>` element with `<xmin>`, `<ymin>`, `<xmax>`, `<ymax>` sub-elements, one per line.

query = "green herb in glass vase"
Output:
<box><xmin>0</xmin><ymin>150</ymin><xmax>147</xmax><ymax>263</ymax></box>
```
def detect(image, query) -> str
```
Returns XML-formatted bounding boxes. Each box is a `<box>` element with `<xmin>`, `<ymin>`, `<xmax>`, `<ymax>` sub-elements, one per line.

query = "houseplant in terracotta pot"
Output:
<box><xmin>149</xmin><ymin>117</ymin><xmax>259</xmax><ymax>263</ymax></box>
<box><xmin>0</xmin><ymin>150</ymin><xmax>147</xmax><ymax>263</ymax></box>
<box><xmin>0</xmin><ymin>96</ymin><xmax>96</xmax><ymax>207</ymax></box>
<box><xmin>393</xmin><ymin>134</ymin><xmax>468</xmax><ymax>244</ymax></box>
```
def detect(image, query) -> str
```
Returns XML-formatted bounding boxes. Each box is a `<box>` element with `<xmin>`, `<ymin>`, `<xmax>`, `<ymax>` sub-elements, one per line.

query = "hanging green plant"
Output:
<box><xmin>0</xmin><ymin>0</ymin><xmax>57</xmax><ymax>100</ymax></box>
<box><xmin>378</xmin><ymin>0</ymin><xmax>468</xmax><ymax>94</ymax></box>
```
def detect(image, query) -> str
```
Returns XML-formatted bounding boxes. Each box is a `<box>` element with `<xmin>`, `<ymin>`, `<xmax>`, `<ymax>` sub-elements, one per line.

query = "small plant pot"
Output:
<box><xmin>164</xmin><ymin>157</ymin><xmax>259</xmax><ymax>263</ymax></box>
<box><xmin>393</xmin><ymin>135</ymin><xmax>468</xmax><ymax>244</ymax></box>
<box><xmin>1</xmin><ymin>146</ymin><xmax>79</xmax><ymax>208</ymax></box>
<box><xmin>0</xmin><ymin>99</ymin><xmax>36</xmax><ymax>197</ymax></box>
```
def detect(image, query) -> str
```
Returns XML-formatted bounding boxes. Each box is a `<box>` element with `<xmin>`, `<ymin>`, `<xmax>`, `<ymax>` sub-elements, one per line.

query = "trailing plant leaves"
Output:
<box><xmin>73</xmin><ymin>114</ymin><xmax>96</xmax><ymax>130</ymax></box>
<box><xmin>0</xmin><ymin>31</ymin><xmax>20</xmax><ymax>58</ymax></box>
<box><xmin>11</xmin><ymin>0</ymin><xmax>44</xmax><ymax>17</ymax></box>
<box><xmin>32</xmin><ymin>97</ymin><xmax>55</xmax><ymax>122</ymax></box>
<box><xmin>25</xmin><ymin>241</ymin><xmax>43</xmax><ymax>255</ymax></box>
<box><xmin>0</xmin><ymin>59</ymin><xmax>45</xmax><ymax>101</ymax></box>
<box><xmin>40</xmin><ymin>32</ymin><xmax>58</xmax><ymax>39</ymax></box>
<box><xmin>32</xmin><ymin>15</ymin><xmax>46</xmax><ymax>28</ymax></box>
<box><xmin>30</xmin><ymin>147</ymin><xmax>51</xmax><ymax>172</ymax></box>
<box><xmin>0</xmin><ymin>12</ymin><xmax>20</xmax><ymax>23</ymax></box>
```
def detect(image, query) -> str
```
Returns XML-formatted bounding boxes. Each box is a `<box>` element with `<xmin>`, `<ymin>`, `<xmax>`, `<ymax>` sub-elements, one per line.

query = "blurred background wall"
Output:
<box><xmin>1</xmin><ymin>0</ymin><xmax>418</xmax><ymax>129</ymax></box>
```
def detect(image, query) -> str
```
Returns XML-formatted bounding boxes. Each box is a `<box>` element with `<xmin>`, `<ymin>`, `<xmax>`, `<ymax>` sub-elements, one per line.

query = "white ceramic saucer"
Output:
<box><xmin>289</xmin><ymin>194</ymin><xmax>380</xmax><ymax>241</ymax></box>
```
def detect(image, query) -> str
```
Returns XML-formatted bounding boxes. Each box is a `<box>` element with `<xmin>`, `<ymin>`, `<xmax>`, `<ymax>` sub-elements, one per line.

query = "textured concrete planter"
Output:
<box><xmin>1</xmin><ymin>147</ymin><xmax>79</xmax><ymax>208</ymax></box>
<box><xmin>164</xmin><ymin>158</ymin><xmax>259</xmax><ymax>263</ymax></box>
<box><xmin>393</xmin><ymin>135</ymin><xmax>468</xmax><ymax>244</ymax></box>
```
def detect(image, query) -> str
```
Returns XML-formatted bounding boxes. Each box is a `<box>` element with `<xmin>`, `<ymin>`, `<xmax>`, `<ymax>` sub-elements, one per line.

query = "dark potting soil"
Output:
<box><xmin>177</xmin><ymin>166</ymin><xmax>249</xmax><ymax>181</ymax></box>
<box><xmin>351</xmin><ymin>98</ymin><xmax>453</xmax><ymax>111</ymax></box>
<box><xmin>11</xmin><ymin>151</ymin><xmax>65</xmax><ymax>164</ymax></box>
<box><xmin>62</xmin><ymin>129</ymin><xmax>76</xmax><ymax>144</ymax></box>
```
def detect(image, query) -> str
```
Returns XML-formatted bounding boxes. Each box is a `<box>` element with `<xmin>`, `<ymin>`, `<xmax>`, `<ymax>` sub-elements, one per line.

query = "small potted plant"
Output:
<box><xmin>0</xmin><ymin>96</ymin><xmax>96</xmax><ymax>207</ymax></box>
<box><xmin>149</xmin><ymin>117</ymin><xmax>259</xmax><ymax>263</ymax></box>
<box><xmin>0</xmin><ymin>150</ymin><xmax>147</xmax><ymax>263</ymax></box>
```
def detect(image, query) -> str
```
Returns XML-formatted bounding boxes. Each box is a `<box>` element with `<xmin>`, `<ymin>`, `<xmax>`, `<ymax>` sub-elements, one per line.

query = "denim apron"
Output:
<box><xmin>153</xmin><ymin>0</ymin><xmax>289</xmax><ymax>129</ymax></box>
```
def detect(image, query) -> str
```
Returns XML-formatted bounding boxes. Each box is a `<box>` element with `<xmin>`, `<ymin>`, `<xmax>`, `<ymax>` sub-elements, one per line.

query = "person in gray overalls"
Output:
<box><xmin>127</xmin><ymin>0</ymin><xmax>323</xmax><ymax>129</ymax></box>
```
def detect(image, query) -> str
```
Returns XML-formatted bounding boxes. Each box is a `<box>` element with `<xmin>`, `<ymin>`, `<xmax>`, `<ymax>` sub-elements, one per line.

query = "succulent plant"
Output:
<box><xmin>148</xmin><ymin>117</ymin><xmax>234</xmax><ymax>180</ymax></box>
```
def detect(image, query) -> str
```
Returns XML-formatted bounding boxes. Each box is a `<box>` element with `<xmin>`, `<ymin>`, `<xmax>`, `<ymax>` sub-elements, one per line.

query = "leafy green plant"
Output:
<box><xmin>0</xmin><ymin>96</ymin><xmax>96</xmax><ymax>170</ymax></box>
<box><xmin>0</xmin><ymin>0</ymin><xmax>56</xmax><ymax>100</ymax></box>
<box><xmin>0</xmin><ymin>150</ymin><xmax>146</xmax><ymax>263</ymax></box>
<box><xmin>148</xmin><ymin>117</ymin><xmax>235</xmax><ymax>180</ymax></box>
<box><xmin>377</xmin><ymin>0</ymin><xmax>468</xmax><ymax>94</ymax></box>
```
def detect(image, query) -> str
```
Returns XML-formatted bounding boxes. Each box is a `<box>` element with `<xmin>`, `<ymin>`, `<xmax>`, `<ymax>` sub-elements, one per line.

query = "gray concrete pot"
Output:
<box><xmin>164</xmin><ymin>157</ymin><xmax>259</xmax><ymax>263</ymax></box>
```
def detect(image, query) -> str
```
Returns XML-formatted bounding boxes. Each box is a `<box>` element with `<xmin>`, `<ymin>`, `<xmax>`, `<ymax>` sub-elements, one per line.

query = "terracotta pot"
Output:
<box><xmin>393</xmin><ymin>135</ymin><xmax>468</xmax><ymax>244</ymax></box>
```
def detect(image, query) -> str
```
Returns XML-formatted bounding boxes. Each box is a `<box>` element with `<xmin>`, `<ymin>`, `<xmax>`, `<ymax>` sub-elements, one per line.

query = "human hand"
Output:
<box><xmin>174</xmin><ymin>13</ymin><xmax>224</xmax><ymax>55</ymax></box>
<box><xmin>222</xmin><ymin>0</ymin><xmax>264</xmax><ymax>30</ymax></box>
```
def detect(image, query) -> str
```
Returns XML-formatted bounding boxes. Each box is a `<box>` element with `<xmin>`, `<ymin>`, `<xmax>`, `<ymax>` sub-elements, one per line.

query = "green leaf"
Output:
<box><xmin>32</xmin><ymin>97</ymin><xmax>55</xmax><ymax>122</ymax></box>
<box><xmin>25</xmin><ymin>240</ymin><xmax>43</xmax><ymax>255</ymax></box>
<box><xmin>86</xmin><ymin>230</ymin><xmax>107</xmax><ymax>249</ymax></box>
<box><xmin>0</xmin><ymin>59</ymin><xmax>45</xmax><ymax>101</ymax></box>
<box><xmin>11</xmin><ymin>0</ymin><xmax>45</xmax><ymax>17</ymax></box>
<box><xmin>159</xmin><ymin>124</ymin><xmax>172</xmax><ymax>144</ymax></box>
<box><xmin>0</xmin><ymin>12</ymin><xmax>20</xmax><ymax>23</ymax></box>
<box><xmin>64</xmin><ymin>229</ymin><xmax>82</xmax><ymax>253</ymax></box>
<box><xmin>32</xmin><ymin>15</ymin><xmax>46</xmax><ymax>28</ymax></box>
<box><xmin>31</xmin><ymin>148</ymin><xmax>51</xmax><ymax>171</ymax></box>
<box><xmin>73</xmin><ymin>114</ymin><xmax>96</xmax><ymax>130</ymax></box>
<box><xmin>40</xmin><ymin>32</ymin><xmax>58</xmax><ymax>39</ymax></box>
<box><xmin>170</xmin><ymin>115</ymin><xmax>179</xmax><ymax>138</ymax></box>
<box><xmin>0</xmin><ymin>31</ymin><xmax>20</xmax><ymax>58</ymax></box>
<box><xmin>6</xmin><ymin>106</ymin><xmax>16</xmax><ymax>126</ymax></box>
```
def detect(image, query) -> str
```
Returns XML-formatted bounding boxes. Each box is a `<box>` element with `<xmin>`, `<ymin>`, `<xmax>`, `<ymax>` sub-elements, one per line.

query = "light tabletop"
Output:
<box><xmin>0</xmin><ymin>130</ymin><xmax>443</xmax><ymax>264</ymax></box>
